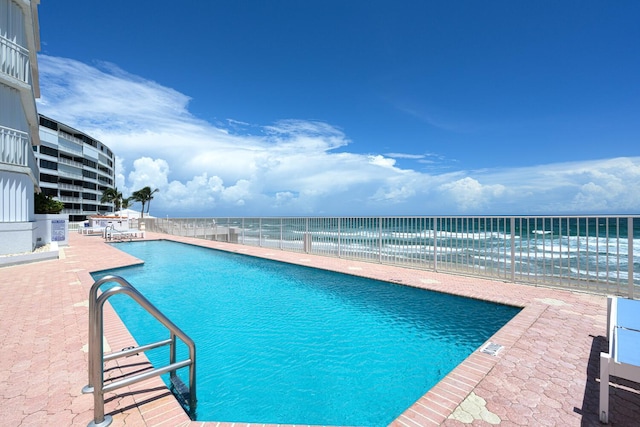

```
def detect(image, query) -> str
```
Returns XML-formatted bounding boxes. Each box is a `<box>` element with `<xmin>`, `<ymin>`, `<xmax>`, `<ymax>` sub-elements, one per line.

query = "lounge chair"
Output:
<box><xmin>599</xmin><ymin>296</ymin><xmax>640</xmax><ymax>423</ymax></box>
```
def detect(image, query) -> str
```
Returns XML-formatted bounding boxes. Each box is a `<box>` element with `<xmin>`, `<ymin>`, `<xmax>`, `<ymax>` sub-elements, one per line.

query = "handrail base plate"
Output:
<box><xmin>88</xmin><ymin>415</ymin><xmax>112</xmax><ymax>427</ymax></box>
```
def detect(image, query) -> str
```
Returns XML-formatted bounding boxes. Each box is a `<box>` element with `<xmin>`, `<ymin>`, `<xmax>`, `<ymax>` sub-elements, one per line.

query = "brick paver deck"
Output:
<box><xmin>1</xmin><ymin>231</ymin><xmax>638</xmax><ymax>426</ymax></box>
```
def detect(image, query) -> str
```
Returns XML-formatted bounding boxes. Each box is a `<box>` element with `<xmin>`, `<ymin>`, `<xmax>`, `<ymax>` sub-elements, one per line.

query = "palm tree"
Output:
<box><xmin>121</xmin><ymin>197</ymin><xmax>132</xmax><ymax>210</ymax></box>
<box><xmin>100</xmin><ymin>187</ymin><xmax>123</xmax><ymax>213</ymax></box>
<box><xmin>131</xmin><ymin>186</ymin><xmax>159</xmax><ymax>218</ymax></box>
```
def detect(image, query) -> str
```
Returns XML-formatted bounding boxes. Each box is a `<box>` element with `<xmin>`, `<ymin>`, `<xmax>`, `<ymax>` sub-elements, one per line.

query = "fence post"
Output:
<box><xmin>433</xmin><ymin>218</ymin><xmax>438</xmax><ymax>272</ymax></box>
<box><xmin>510</xmin><ymin>217</ymin><xmax>516</xmax><ymax>282</ymax></box>
<box><xmin>338</xmin><ymin>218</ymin><xmax>342</xmax><ymax>258</ymax></box>
<box><xmin>629</xmin><ymin>217</ymin><xmax>635</xmax><ymax>299</ymax></box>
<box><xmin>377</xmin><ymin>218</ymin><xmax>381</xmax><ymax>263</ymax></box>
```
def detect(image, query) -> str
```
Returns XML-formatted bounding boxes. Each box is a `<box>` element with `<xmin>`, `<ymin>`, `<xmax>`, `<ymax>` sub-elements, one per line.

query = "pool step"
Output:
<box><xmin>170</xmin><ymin>374</ymin><xmax>193</xmax><ymax>413</ymax></box>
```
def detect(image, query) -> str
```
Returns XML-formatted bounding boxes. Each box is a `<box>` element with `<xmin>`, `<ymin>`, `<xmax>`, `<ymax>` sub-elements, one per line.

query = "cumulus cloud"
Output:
<box><xmin>439</xmin><ymin>177</ymin><xmax>506</xmax><ymax>211</ymax></box>
<box><xmin>566</xmin><ymin>158</ymin><xmax>640</xmax><ymax>212</ymax></box>
<box><xmin>36</xmin><ymin>55</ymin><xmax>640</xmax><ymax>217</ymax></box>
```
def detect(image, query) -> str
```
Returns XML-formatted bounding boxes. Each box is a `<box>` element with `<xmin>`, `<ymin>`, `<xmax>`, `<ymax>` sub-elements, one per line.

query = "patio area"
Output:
<box><xmin>0</xmin><ymin>231</ymin><xmax>638</xmax><ymax>426</ymax></box>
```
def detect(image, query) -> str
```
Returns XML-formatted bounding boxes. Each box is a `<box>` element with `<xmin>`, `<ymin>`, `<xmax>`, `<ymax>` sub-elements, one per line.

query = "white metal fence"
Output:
<box><xmin>144</xmin><ymin>216</ymin><xmax>639</xmax><ymax>298</ymax></box>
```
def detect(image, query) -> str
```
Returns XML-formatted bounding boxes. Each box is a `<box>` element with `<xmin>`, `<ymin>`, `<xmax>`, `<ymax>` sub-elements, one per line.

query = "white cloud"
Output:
<box><xmin>368</xmin><ymin>155</ymin><xmax>397</xmax><ymax>168</ymax></box>
<box><xmin>385</xmin><ymin>153</ymin><xmax>425</xmax><ymax>160</ymax></box>
<box><xmin>566</xmin><ymin>158</ymin><xmax>640</xmax><ymax>212</ymax></box>
<box><xmin>438</xmin><ymin>177</ymin><xmax>506</xmax><ymax>211</ymax></box>
<box><xmin>128</xmin><ymin>157</ymin><xmax>169</xmax><ymax>191</ymax></box>
<box><xmin>36</xmin><ymin>55</ymin><xmax>640</xmax><ymax>217</ymax></box>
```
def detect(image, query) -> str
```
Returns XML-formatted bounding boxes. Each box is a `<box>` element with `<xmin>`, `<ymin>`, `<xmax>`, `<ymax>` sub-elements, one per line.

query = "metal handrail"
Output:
<box><xmin>83</xmin><ymin>275</ymin><xmax>196</xmax><ymax>427</ymax></box>
<box><xmin>103</xmin><ymin>225</ymin><xmax>131</xmax><ymax>241</ymax></box>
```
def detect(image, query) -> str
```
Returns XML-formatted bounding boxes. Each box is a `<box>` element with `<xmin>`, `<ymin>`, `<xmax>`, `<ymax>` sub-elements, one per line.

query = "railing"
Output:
<box><xmin>58</xmin><ymin>130</ymin><xmax>85</xmax><ymax>145</ymax></box>
<box><xmin>58</xmin><ymin>157</ymin><xmax>84</xmax><ymax>168</ymax></box>
<box><xmin>0</xmin><ymin>35</ymin><xmax>30</xmax><ymax>85</ymax></box>
<box><xmin>58</xmin><ymin>196</ymin><xmax>81</xmax><ymax>203</ymax></box>
<box><xmin>0</xmin><ymin>125</ymin><xmax>39</xmax><ymax>180</ymax></box>
<box><xmin>59</xmin><ymin>183</ymin><xmax>83</xmax><ymax>191</ymax></box>
<box><xmin>103</xmin><ymin>224</ymin><xmax>145</xmax><ymax>241</ymax></box>
<box><xmin>83</xmin><ymin>275</ymin><xmax>196</xmax><ymax>427</ymax></box>
<box><xmin>146</xmin><ymin>216</ymin><xmax>640</xmax><ymax>298</ymax></box>
<box><xmin>57</xmin><ymin>169</ymin><xmax>84</xmax><ymax>179</ymax></box>
<box><xmin>0</xmin><ymin>125</ymin><xmax>29</xmax><ymax>166</ymax></box>
<box><xmin>57</xmin><ymin>137</ymin><xmax>84</xmax><ymax>156</ymax></box>
<box><xmin>103</xmin><ymin>225</ymin><xmax>128</xmax><ymax>241</ymax></box>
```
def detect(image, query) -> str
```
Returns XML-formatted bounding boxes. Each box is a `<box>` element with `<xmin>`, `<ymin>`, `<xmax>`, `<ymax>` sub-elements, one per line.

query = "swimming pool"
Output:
<box><xmin>93</xmin><ymin>240</ymin><xmax>520</xmax><ymax>426</ymax></box>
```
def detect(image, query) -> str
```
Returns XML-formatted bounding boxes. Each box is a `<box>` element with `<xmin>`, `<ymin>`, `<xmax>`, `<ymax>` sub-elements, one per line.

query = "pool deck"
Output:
<box><xmin>1</xmin><ymin>232</ymin><xmax>638</xmax><ymax>426</ymax></box>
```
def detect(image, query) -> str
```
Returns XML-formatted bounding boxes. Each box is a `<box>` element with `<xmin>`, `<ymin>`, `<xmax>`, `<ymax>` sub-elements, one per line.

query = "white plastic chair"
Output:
<box><xmin>599</xmin><ymin>296</ymin><xmax>640</xmax><ymax>423</ymax></box>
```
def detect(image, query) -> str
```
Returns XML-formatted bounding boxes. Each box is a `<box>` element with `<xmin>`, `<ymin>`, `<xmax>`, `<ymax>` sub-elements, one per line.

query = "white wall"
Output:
<box><xmin>0</xmin><ymin>170</ymin><xmax>34</xmax><ymax>222</ymax></box>
<box><xmin>0</xmin><ymin>221</ymin><xmax>36</xmax><ymax>255</ymax></box>
<box><xmin>0</xmin><ymin>0</ymin><xmax>40</xmax><ymax>255</ymax></box>
<box><xmin>34</xmin><ymin>214</ymin><xmax>69</xmax><ymax>247</ymax></box>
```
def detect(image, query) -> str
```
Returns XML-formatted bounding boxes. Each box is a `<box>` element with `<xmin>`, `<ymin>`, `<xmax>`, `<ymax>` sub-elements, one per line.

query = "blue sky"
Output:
<box><xmin>35</xmin><ymin>1</ymin><xmax>640</xmax><ymax>217</ymax></box>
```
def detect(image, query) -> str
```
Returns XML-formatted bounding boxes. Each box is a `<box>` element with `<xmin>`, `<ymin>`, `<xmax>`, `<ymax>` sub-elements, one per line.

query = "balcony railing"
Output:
<box><xmin>0</xmin><ymin>125</ymin><xmax>29</xmax><ymax>166</ymax></box>
<box><xmin>58</xmin><ymin>157</ymin><xmax>84</xmax><ymax>168</ymax></box>
<box><xmin>0</xmin><ymin>125</ymin><xmax>38</xmax><ymax>179</ymax></box>
<box><xmin>59</xmin><ymin>183</ymin><xmax>83</xmax><ymax>191</ymax></box>
<box><xmin>57</xmin><ymin>169</ymin><xmax>83</xmax><ymax>179</ymax></box>
<box><xmin>59</xmin><ymin>130</ymin><xmax>85</xmax><ymax>145</ymax></box>
<box><xmin>57</xmin><ymin>138</ymin><xmax>83</xmax><ymax>156</ymax></box>
<box><xmin>58</xmin><ymin>196</ymin><xmax>82</xmax><ymax>203</ymax></box>
<box><xmin>0</xmin><ymin>35</ymin><xmax>30</xmax><ymax>85</ymax></box>
<box><xmin>145</xmin><ymin>216</ymin><xmax>639</xmax><ymax>298</ymax></box>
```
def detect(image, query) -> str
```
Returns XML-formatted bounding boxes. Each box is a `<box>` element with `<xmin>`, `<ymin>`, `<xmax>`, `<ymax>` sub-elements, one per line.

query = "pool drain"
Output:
<box><xmin>479</xmin><ymin>342</ymin><xmax>503</xmax><ymax>356</ymax></box>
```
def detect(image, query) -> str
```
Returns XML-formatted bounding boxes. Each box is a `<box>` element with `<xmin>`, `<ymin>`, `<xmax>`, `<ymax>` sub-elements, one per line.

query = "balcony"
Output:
<box><xmin>57</xmin><ymin>136</ymin><xmax>83</xmax><ymax>156</ymax></box>
<box><xmin>59</xmin><ymin>182</ymin><xmax>83</xmax><ymax>191</ymax></box>
<box><xmin>0</xmin><ymin>126</ymin><xmax>29</xmax><ymax>166</ymax></box>
<box><xmin>0</xmin><ymin>125</ymin><xmax>39</xmax><ymax>184</ymax></box>
<box><xmin>57</xmin><ymin>169</ymin><xmax>83</xmax><ymax>180</ymax></box>
<box><xmin>58</xmin><ymin>157</ymin><xmax>84</xmax><ymax>169</ymax></box>
<box><xmin>58</xmin><ymin>196</ymin><xmax>82</xmax><ymax>203</ymax></box>
<box><xmin>0</xmin><ymin>35</ymin><xmax>30</xmax><ymax>86</ymax></box>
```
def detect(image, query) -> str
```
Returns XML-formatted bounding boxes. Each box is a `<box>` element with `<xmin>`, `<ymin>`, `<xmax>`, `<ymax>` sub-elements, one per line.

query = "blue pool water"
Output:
<box><xmin>93</xmin><ymin>240</ymin><xmax>520</xmax><ymax>426</ymax></box>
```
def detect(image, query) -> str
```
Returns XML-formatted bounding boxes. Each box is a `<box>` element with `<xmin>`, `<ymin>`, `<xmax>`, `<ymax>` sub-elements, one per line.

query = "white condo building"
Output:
<box><xmin>36</xmin><ymin>115</ymin><xmax>116</xmax><ymax>222</ymax></box>
<box><xmin>0</xmin><ymin>0</ymin><xmax>41</xmax><ymax>255</ymax></box>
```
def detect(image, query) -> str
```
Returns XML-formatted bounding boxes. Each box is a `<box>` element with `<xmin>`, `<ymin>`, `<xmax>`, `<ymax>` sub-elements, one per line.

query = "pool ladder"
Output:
<box><xmin>103</xmin><ymin>225</ymin><xmax>133</xmax><ymax>242</ymax></box>
<box><xmin>82</xmin><ymin>275</ymin><xmax>197</xmax><ymax>427</ymax></box>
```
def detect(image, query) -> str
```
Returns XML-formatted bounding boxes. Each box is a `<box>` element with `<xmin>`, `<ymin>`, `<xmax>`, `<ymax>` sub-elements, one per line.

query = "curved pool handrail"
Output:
<box><xmin>83</xmin><ymin>275</ymin><xmax>196</xmax><ymax>427</ymax></box>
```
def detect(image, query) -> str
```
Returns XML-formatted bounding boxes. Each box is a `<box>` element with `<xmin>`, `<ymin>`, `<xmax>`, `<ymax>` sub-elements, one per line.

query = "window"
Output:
<box><xmin>39</xmin><ymin>159</ymin><xmax>58</xmax><ymax>170</ymax></box>
<box><xmin>42</xmin><ymin>188</ymin><xmax>58</xmax><ymax>197</ymax></box>
<box><xmin>40</xmin><ymin>173</ymin><xmax>58</xmax><ymax>183</ymax></box>
<box><xmin>98</xmin><ymin>176</ymin><xmax>113</xmax><ymax>185</ymax></box>
<box><xmin>39</xmin><ymin>145</ymin><xmax>58</xmax><ymax>157</ymax></box>
<box><xmin>77</xmin><ymin>134</ymin><xmax>97</xmax><ymax>147</ymax></box>
<box><xmin>39</xmin><ymin>116</ymin><xmax>58</xmax><ymax>131</ymax></box>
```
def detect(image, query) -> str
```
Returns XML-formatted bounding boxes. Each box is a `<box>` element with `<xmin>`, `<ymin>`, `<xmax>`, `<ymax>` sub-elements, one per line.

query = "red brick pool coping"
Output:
<box><xmin>0</xmin><ymin>231</ymin><xmax>638</xmax><ymax>426</ymax></box>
